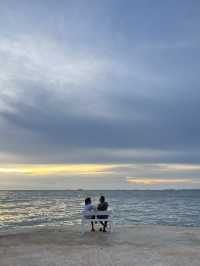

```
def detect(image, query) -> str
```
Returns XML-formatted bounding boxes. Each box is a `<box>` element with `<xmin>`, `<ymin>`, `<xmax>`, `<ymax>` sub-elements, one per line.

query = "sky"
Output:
<box><xmin>0</xmin><ymin>0</ymin><xmax>200</xmax><ymax>189</ymax></box>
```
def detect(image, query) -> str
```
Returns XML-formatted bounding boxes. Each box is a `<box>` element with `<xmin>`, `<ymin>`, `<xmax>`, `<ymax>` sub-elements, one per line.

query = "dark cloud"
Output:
<box><xmin>1</xmin><ymin>77</ymin><xmax>200</xmax><ymax>164</ymax></box>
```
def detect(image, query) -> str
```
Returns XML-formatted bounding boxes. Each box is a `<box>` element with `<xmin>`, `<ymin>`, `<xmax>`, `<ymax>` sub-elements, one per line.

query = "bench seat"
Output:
<box><xmin>81</xmin><ymin>210</ymin><xmax>113</xmax><ymax>234</ymax></box>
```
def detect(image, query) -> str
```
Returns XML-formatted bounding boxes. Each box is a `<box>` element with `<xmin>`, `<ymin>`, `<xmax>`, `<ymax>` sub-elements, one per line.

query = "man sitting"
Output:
<box><xmin>97</xmin><ymin>195</ymin><xmax>109</xmax><ymax>232</ymax></box>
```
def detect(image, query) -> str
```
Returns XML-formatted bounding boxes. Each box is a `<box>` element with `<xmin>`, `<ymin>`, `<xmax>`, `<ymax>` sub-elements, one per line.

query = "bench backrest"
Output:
<box><xmin>82</xmin><ymin>210</ymin><xmax>112</xmax><ymax>217</ymax></box>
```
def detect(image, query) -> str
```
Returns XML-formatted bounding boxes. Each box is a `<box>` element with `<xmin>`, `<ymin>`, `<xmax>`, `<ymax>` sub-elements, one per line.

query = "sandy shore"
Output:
<box><xmin>0</xmin><ymin>225</ymin><xmax>200</xmax><ymax>266</ymax></box>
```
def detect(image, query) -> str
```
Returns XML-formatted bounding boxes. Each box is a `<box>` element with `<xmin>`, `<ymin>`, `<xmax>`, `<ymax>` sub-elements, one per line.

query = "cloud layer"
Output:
<box><xmin>0</xmin><ymin>1</ymin><xmax>200</xmax><ymax>188</ymax></box>
<box><xmin>1</xmin><ymin>33</ymin><xmax>200</xmax><ymax>164</ymax></box>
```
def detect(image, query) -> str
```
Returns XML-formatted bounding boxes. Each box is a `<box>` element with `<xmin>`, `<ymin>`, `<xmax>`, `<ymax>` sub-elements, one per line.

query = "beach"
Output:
<box><xmin>0</xmin><ymin>225</ymin><xmax>200</xmax><ymax>266</ymax></box>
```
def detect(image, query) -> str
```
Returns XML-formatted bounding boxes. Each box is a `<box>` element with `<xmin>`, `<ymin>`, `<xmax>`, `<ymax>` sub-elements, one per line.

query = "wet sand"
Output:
<box><xmin>0</xmin><ymin>225</ymin><xmax>200</xmax><ymax>266</ymax></box>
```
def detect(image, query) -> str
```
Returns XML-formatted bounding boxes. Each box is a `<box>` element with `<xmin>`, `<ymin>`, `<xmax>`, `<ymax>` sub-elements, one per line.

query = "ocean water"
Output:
<box><xmin>0</xmin><ymin>190</ymin><xmax>200</xmax><ymax>230</ymax></box>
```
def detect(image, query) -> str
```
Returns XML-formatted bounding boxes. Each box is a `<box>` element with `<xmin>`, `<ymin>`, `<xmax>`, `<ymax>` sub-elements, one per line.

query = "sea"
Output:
<box><xmin>0</xmin><ymin>190</ymin><xmax>200</xmax><ymax>230</ymax></box>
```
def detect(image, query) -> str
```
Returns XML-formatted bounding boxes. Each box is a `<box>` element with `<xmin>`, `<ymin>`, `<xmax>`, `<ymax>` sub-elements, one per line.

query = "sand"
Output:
<box><xmin>0</xmin><ymin>225</ymin><xmax>200</xmax><ymax>266</ymax></box>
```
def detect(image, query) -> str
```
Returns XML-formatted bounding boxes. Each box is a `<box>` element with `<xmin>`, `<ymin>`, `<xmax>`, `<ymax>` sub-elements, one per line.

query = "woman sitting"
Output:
<box><xmin>84</xmin><ymin>197</ymin><xmax>95</xmax><ymax>232</ymax></box>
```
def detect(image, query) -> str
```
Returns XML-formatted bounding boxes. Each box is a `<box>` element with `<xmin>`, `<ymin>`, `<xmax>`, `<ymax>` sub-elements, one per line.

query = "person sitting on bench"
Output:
<box><xmin>84</xmin><ymin>197</ymin><xmax>95</xmax><ymax>232</ymax></box>
<box><xmin>97</xmin><ymin>195</ymin><xmax>109</xmax><ymax>232</ymax></box>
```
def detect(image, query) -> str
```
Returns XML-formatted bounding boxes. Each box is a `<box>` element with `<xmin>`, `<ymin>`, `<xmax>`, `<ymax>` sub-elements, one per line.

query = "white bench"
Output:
<box><xmin>81</xmin><ymin>210</ymin><xmax>113</xmax><ymax>234</ymax></box>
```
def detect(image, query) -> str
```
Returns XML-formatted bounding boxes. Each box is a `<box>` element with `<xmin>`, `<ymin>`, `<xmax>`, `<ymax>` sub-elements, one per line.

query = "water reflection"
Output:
<box><xmin>0</xmin><ymin>190</ymin><xmax>200</xmax><ymax>230</ymax></box>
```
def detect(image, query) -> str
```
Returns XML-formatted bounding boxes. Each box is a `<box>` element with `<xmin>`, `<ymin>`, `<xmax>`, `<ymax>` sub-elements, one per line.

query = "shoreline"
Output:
<box><xmin>0</xmin><ymin>223</ymin><xmax>200</xmax><ymax>236</ymax></box>
<box><xmin>0</xmin><ymin>225</ymin><xmax>200</xmax><ymax>266</ymax></box>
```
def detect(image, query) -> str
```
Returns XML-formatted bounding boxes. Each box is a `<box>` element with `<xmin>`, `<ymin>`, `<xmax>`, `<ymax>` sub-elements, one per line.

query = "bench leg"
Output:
<box><xmin>81</xmin><ymin>220</ymin><xmax>85</xmax><ymax>235</ymax></box>
<box><xmin>109</xmin><ymin>221</ymin><xmax>113</xmax><ymax>232</ymax></box>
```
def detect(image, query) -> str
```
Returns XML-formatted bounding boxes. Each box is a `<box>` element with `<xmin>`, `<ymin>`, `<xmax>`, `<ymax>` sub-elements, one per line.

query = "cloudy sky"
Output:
<box><xmin>0</xmin><ymin>0</ymin><xmax>200</xmax><ymax>189</ymax></box>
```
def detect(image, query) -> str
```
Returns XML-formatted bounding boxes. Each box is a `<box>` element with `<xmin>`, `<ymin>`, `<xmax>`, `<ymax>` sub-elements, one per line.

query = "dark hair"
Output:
<box><xmin>100</xmin><ymin>195</ymin><xmax>105</xmax><ymax>203</ymax></box>
<box><xmin>85</xmin><ymin>197</ymin><xmax>91</xmax><ymax>205</ymax></box>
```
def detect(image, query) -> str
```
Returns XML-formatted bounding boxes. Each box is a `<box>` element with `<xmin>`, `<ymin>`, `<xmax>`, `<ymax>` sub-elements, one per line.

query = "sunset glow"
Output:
<box><xmin>0</xmin><ymin>164</ymin><xmax>118</xmax><ymax>176</ymax></box>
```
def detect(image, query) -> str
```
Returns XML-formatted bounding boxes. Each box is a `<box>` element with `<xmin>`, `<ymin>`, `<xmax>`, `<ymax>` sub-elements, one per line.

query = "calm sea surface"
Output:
<box><xmin>0</xmin><ymin>190</ymin><xmax>200</xmax><ymax>230</ymax></box>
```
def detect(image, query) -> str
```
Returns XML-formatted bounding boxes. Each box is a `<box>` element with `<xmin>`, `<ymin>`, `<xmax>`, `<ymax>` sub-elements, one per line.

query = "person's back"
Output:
<box><xmin>97</xmin><ymin>201</ymin><xmax>108</xmax><ymax>211</ymax></box>
<box><xmin>84</xmin><ymin>202</ymin><xmax>94</xmax><ymax>212</ymax></box>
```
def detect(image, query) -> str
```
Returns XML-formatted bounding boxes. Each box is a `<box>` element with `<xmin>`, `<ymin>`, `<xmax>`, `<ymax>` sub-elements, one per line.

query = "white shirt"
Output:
<box><xmin>84</xmin><ymin>203</ymin><xmax>94</xmax><ymax>212</ymax></box>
